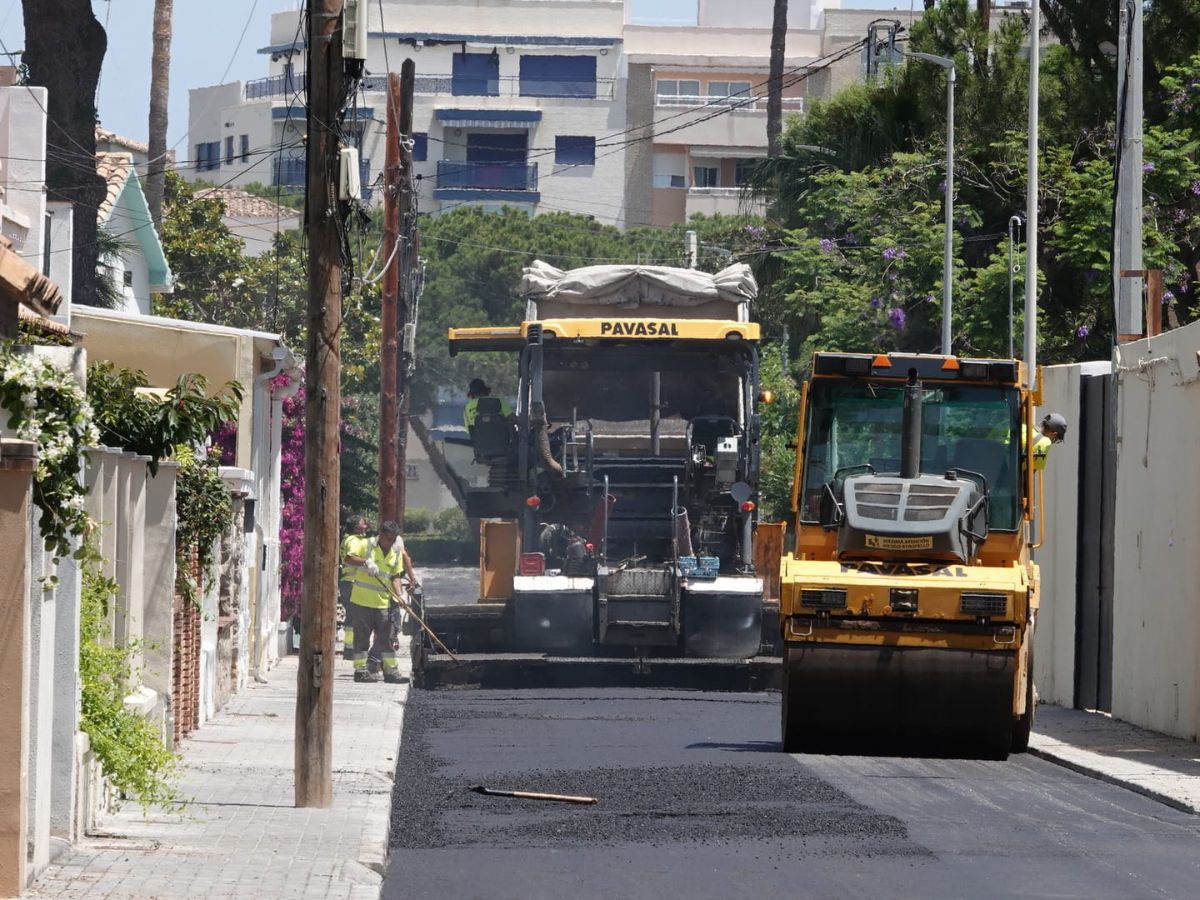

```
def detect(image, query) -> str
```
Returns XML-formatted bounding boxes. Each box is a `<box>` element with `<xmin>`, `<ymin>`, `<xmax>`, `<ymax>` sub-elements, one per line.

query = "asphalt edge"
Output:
<box><xmin>1026</xmin><ymin>745</ymin><xmax>1199</xmax><ymax>815</ymax></box>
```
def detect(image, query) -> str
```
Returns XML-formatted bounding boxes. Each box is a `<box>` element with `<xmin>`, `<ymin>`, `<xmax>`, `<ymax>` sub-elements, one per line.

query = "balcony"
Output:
<box><xmin>436</xmin><ymin>160</ymin><xmax>538</xmax><ymax>191</ymax></box>
<box><xmin>245</xmin><ymin>71</ymin><xmax>306</xmax><ymax>100</ymax></box>
<box><xmin>654</xmin><ymin>94</ymin><xmax>804</xmax><ymax>114</ymax></box>
<box><xmin>274</xmin><ymin>156</ymin><xmax>373</xmax><ymax>199</ymax></box>
<box><xmin>685</xmin><ymin>187</ymin><xmax>765</xmax><ymax>219</ymax></box>
<box><xmin>247</xmin><ymin>72</ymin><xmax>615</xmax><ymax>101</ymax></box>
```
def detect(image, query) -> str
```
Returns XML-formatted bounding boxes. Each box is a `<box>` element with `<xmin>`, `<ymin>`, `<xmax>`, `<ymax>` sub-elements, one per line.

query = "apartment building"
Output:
<box><xmin>184</xmin><ymin>0</ymin><xmax>905</xmax><ymax>227</ymax></box>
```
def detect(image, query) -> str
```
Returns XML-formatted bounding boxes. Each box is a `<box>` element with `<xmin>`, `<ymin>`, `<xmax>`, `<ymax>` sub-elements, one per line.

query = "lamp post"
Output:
<box><xmin>906</xmin><ymin>51</ymin><xmax>956</xmax><ymax>356</ymax></box>
<box><xmin>1008</xmin><ymin>214</ymin><xmax>1023</xmax><ymax>359</ymax></box>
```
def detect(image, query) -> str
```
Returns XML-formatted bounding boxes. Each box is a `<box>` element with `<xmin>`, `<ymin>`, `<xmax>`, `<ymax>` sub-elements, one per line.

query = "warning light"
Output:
<box><xmin>741</xmin><ymin>500</ymin><xmax>756</xmax><ymax>513</ymax></box>
<box><xmin>526</xmin><ymin>495</ymin><xmax>541</xmax><ymax>509</ymax></box>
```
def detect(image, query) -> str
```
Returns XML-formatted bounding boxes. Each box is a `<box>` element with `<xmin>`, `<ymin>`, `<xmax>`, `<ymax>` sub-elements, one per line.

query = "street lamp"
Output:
<box><xmin>905</xmin><ymin>51</ymin><xmax>956</xmax><ymax>356</ymax></box>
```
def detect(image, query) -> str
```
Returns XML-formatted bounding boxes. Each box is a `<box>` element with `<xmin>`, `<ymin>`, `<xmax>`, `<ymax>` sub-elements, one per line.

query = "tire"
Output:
<box><xmin>781</xmin><ymin>645</ymin><xmax>804</xmax><ymax>753</ymax></box>
<box><xmin>1011</xmin><ymin>647</ymin><xmax>1035</xmax><ymax>753</ymax></box>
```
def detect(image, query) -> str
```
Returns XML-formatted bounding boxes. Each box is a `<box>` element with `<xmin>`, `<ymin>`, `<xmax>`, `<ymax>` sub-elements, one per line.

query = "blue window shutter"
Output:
<box><xmin>413</xmin><ymin>133</ymin><xmax>428</xmax><ymax>162</ymax></box>
<box><xmin>554</xmin><ymin>135</ymin><xmax>595</xmax><ymax>166</ymax></box>
<box><xmin>520</xmin><ymin>56</ymin><xmax>596</xmax><ymax>98</ymax></box>
<box><xmin>452</xmin><ymin>53</ymin><xmax>499</xmax><ymax>96</ymax></box>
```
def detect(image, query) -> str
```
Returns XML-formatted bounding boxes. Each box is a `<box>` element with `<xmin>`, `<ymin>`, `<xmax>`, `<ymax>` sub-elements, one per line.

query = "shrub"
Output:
<box><xmin>433</xmin><ymin>506</ymin><xmax>472</xmax><ymax>541</ymax></box>
<box><xmin>404</xmin><ymin>506</ymin><xmax>434</xmax><ymax>535</ymax></box>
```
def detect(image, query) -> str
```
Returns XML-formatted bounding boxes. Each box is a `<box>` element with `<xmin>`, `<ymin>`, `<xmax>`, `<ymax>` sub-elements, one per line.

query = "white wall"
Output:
<box><xmin>0</xmin><ymin>87</ymin><xmax>48</xmax><ymax>275</ymax></box>
<box><xmin>1110</xmin><ymin>322</ymin><xmax>1200</xmax><ymax>740</ymax></box>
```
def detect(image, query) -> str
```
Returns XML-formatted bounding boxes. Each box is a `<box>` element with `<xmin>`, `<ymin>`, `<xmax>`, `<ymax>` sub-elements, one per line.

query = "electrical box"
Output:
<box><xmin>342</xmin><ymin>0</ymin><xmax>369</xmax><ymax>62</ymax></box>
<box><xmin>715</xmin><ymin>437</ymin><xmax>738</xmax><ymax>485</ymax></box>
<box><xmin>402</xmin><ymin>322</ymin><xmax>416</xmax><ymax>355</ymax></box>
<box><xmin>338</xmin><ymin>146</ymin><xmax>361</xmax><ymax>201</ymax></box>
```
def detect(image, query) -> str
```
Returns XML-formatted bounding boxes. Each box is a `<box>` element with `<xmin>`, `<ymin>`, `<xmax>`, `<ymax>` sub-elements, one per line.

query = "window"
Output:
<box><xmin>452</xmin><ymin>52</ymin><xmax>499</xmax><ymax>96</ymax></box>
<box><xmin>707</xmin><ymin>80</ymin><xmax>753</xmax><ymax>104</ymax></box>
<box><xmin>195</xmin><ymin>142</ymin><xmax>220</xmax><ymax>171</ymax></box>
<box><xmin>735</xmin><ymin>158</ymin><xmax>757</xmax><ymax>186</ymax></box>
<box><xmin>405</xmin><ymin>464</ymin><xmax>419</xmax><ymax>480</ymax></box>
<box><xmin>225</xmin><ymin>136</ymin><xmax>235</xmax><ymax>164</ymax></box>
<box><xmin>652</xmin><ymin>174</ymin><xmax>687</xmax><ymax>188</ymax></box>
<box><xmin>520</xmin><ymin>55</ymin><xmax>596</xmax><ymax>98</ymax></box>
<box><xmin>240</xmin><ymin>134</ymin><xmax>250</xmax><ymax>162</ymax></box>
<box><xmin>412</xmin><ymin>132</ymin><xmax>428</xmax><ymax>162</ymax></box>
<box><xmin>656</xmin><ymin>79</ymin><xmax>700</xmax><ymax>105</ymax></box>
<box><xmin>123</xmin><ymin>269</ymin><xmax>133</xmax><ymax>287</ymax></box>
<box><xmin>693</xmin><ymin>166</ymin><xmax>719</xmax><ymax>188</ymax></box>
<box><xmin>555</xmin><ymin>135</ymin><xmax>595</xmax><ymax>166</ymax></box>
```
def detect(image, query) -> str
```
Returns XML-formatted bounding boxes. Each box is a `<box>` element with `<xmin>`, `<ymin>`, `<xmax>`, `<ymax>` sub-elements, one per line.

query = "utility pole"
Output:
<box><xmin>1114</xmin><ymin>0</ymin><xmax>1144</xmax><ymax>340</ymax></box>
<box><xmin>1024</xmin><ymin>0</ymin><xmax>1039</xmax><ymax>390</ymax></box>
<box><xmin>395</xmin><ymin>59</ymin><xmax>416</xmax><ymax>530</ymax></box>
<box><xmin>685</xmin><ymin>229</ymin><xmax>698</xmax><ymax>268</ymax></box>
<box><xmin>379</xmin><ymin>72</ymin><xmax>402</xmax><ymax>523</ymax></box>
<box><xmin>767</xmin><ymin>0</ymin><xmax>788</xmax><ymax>156</ymax></box>
<box><xmin>296</xmin><ymin>0</ymin><xmax>344</xmax><ymax>809</ymax></box>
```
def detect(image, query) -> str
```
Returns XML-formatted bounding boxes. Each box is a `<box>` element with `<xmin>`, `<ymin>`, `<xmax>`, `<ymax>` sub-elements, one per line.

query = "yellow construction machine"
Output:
<box><xmin>779</xmin><ymin>352</ymin><xmax>1043</xmax><ymax>758</ymax></box>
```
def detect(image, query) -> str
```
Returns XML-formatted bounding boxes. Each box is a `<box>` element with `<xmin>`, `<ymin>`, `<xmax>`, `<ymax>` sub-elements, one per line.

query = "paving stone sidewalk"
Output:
<box><xmin>25</xmin><ymin>652</ymin><xmax>410</xmax><ymax>900</ymax></box>
<box><xmin>1031</xmin><ymin>704</ymin><xmax>1200</xmax><ymax>814</ymax></box>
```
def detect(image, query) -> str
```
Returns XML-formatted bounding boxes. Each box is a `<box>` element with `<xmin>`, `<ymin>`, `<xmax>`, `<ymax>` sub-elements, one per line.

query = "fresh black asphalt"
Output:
<box><xmin>384</xmin><ymin>687</ymin><xmax>1200</xmax><ymax>900</ymax></box>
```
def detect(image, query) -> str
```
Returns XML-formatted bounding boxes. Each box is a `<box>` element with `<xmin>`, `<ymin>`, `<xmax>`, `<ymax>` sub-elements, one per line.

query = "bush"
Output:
<box><xmin>432</xmin><ymin>506</ymin><xmax>472</xmax><ymax>541</ymax></box>
<box><xmin>403</xmin><ymin>534</ymin><xmax>477</xmax><ymax>565</ymax></box>
<box><xmin>404</xmin><ymin>506</ymin><xmax>434</xmax><ymax>534</ymax></box>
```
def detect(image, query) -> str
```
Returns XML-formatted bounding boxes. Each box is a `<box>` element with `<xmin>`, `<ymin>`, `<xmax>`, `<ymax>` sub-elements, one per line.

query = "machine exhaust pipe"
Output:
<box><xmin>900</xmin><ymin>370</ymin><xmax>922</xmax><ymax>480</ymax></box>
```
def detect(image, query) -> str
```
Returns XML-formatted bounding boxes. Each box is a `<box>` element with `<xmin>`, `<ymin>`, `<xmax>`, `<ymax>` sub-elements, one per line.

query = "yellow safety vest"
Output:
<box><xmin>340</xmin><ymin>534</ymin><xmax>367</xmax><ymax>583</ymax></box>
<box><xmin>1021</xmin><ymin>424</ymin><xmax>1053</xmax><ymax>472</ymax></box>
<box><xmin>464</xmin><ymin>396</ymin><xmax>513</xmax><ymax>429</ymax></box>
<box><xmin>348</xmin><ymin>537</ymin><xmax>406</xmax><ymax>609</ymax></box>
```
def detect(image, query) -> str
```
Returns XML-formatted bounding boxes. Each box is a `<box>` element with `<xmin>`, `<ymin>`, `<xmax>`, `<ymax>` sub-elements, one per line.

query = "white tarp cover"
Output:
<box><xmin>519</xmin><ymin>260</ymin><xmax>757</xmax><ymax>309</ymax></box>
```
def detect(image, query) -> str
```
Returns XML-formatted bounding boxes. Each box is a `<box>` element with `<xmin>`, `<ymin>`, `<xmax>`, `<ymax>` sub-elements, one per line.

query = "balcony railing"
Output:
<box><xmin>274</xmin><ymin>156</ymin><xmax>373</xmax><ymax>198</ymax></box>
<box><xmin>246</xmin><ymin>71</ymin><xmax>306</xmax><ymax>100</ymax></box>
<box><xmin>436</xmin><ymin>160</ymin><xmax>538</xmax><ymax>191</ymax></box>
<box><xmin>655</xmin><ymin>94</ymin><xmax>805</xmax><ymax>113</ymax></box>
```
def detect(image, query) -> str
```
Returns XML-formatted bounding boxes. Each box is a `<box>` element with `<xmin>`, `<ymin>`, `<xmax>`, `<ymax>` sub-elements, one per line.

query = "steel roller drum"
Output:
<box><xmin>782</xmin><ymin>643</ymin><xmax>1016</xmax><ymax>758</ymax></box>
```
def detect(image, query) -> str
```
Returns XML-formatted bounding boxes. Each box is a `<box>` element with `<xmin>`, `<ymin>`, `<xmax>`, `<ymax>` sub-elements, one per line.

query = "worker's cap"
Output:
<box><xmin>1041</xmin><ymin>412</ymin><xmax>1068</xmax><ymax>441</ymax></box>
<box><xmin>468</xmin><ymin>378</ymin><xmax>489</xmax><ymax>395</ymax></box>
<box><xmin>379</xmin><ymin>520</ymin><xmax>401</xmax><ymax>535</ymax></box>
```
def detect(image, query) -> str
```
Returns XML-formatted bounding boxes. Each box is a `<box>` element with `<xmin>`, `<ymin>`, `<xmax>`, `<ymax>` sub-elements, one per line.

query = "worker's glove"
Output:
<box><xmin>365</xmin><ymin>559</ymin><xmax>381</xmax><ymax>578</ymax></box>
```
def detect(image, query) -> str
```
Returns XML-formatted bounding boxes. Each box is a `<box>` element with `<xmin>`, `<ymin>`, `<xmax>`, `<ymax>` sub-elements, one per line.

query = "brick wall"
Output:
<box><xmin>172</xmin><ymin>552</ymin><xmax>202</xmax><ymax>744</ymax></box>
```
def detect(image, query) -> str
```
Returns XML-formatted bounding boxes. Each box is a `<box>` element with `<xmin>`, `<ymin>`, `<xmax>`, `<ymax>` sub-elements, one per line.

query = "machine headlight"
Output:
<box><xmin>801</xmin><ymin>588</ymin><xmax>848</xmax><ymax>609</ymax></box>
<box><xmin>961</xmin><ymin>592</ymin><xmax>1007</xmax><ymax>616</ymax></box>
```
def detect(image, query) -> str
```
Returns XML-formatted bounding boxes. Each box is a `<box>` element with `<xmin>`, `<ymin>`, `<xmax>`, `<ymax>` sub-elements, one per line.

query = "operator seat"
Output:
<box><xmin>687</xmin><ymin>415</ymin><xmax>739</xmax><ymax>456</ymax></box>
<box><xmin>471</xmin><ymin>396</ymin><xmax>513</xmax><ymax>462</ymax></box>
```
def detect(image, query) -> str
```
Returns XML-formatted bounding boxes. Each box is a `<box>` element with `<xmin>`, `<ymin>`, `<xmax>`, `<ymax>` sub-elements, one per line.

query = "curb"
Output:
<box><xmin>1027</xmin><ymin>744</ymin><xmax>1199</xmax><ymax>815</ymax></box>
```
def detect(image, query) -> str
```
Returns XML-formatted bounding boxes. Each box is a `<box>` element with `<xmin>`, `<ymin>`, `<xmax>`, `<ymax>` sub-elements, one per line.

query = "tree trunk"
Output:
<box><xmin>767</xmin><ymin>0</ymin><xmax>788</xmax><ymax>157</ymax></box>
<box><xmin>22</xmin><ymin>0</ymin><xmax>107</xmax><ymax>307</ymax></box>
<box><xmin>147</xmin><ymin>0</ymin><xmax>173</xmax><ymax>228</ymax></box>
<box><xmin>978</xmin><ymin>1</ymin><xmax>991</xmax><ymax>33</ymax></box>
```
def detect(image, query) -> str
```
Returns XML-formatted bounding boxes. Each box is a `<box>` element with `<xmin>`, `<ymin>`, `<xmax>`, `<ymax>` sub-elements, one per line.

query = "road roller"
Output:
<box><xmin>779</xmin><ymin>352</ymin><xmax>1043</xmax><ymax>758</ymax></box>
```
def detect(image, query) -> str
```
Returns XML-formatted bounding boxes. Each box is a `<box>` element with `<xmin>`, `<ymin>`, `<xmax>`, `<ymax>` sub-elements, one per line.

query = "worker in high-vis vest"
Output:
<box><xmin>345</xmin><ymin>520</ymin><xmax>417</xmax><ymax>684</ymax></box>
<box><xmin>464</xmin><ymin>377</ymin><xmax>513</xmax><ymax>432</ymax></box>
<box><xmin>1031</xmin><ymin>412</ymin><xmax>1067</xmax><ymax>471</ymax></box>
<box><xmin>338</xmin><ymin>516</ymin><xmax>370</xmax><ymax>652</ymax></box>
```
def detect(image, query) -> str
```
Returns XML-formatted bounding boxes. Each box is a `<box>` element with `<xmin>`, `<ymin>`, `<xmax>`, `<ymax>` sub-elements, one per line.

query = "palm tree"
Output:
<box><xmin>146</xmin><ymin>0</ymin><xmax>173</xmax><ymax>227</ymax></box>
<box><xmin>767</xmin><ymin>0</ymin><xmax>788</xmax><ymax>157</ymax></box>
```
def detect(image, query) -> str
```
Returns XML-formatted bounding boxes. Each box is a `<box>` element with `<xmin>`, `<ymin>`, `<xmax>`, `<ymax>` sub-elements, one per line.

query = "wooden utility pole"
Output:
<box><xmin>395</xmin><ymin>59</ymin><xmax>416</xmax><ymax>529</ymax></box>
<box><xmin>296</xmin><ymin>0</ymin><xmax>344</xmax><ymax>809</ymax></box>
<box><xmin>766</xmin><ymin>0</ymin><xmax>788</xmax><ymax>156</ymax></box>
<box><xmin>379</xmin><ymin>72</ymin><xmax>402</xmax><ymax>523</ymax></box>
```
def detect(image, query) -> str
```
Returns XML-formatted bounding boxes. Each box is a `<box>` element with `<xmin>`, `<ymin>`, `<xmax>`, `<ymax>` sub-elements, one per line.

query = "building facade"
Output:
<box><xmin>184</xmin><ymin>0</ymin><xmax>905</xmax><ymax>227</ymax></box>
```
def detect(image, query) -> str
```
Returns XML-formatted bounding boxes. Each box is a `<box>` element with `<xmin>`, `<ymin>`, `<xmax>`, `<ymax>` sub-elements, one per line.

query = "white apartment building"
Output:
<box><xmin>184</xmin><ymin>0</ymin><xmax>907</xmax><ymax>227</ymax></box>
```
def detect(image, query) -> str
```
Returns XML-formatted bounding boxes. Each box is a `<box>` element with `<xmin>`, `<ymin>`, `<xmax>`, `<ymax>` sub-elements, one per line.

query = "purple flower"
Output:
<box><xmin>870</xmin><ymin>296</ymin><xmax>882</xmax><ymax>309</ymax></box>
<box><xmin>882</xmin><ymin>247</ymin><xmax>907</xmax><ymax>261</ymax></box>
<box><xmin>888</xmin><ymin>307</ymin><xmax>907</xmax><ymax>330</ymax></box>
<box><xmin>1076</xmin><ymin>325</ymin><xmax>1090</xmax><ymax>340</ymax></box>
<box><xmin>886</xmin><ymin>269</ymin><xmax>899</xmax><ymax>281</ymax></box>
<box><xmin>1163</xmin><ymin>289</ymin><xmax>1176</xmax><ymax>302</ymax></box>
<box><xmin>744</xmin><ymin>224</ymin><xmax>766</xmax><ymax>239</ymax></box>
<box><xmin>1179</xmin><ymin>282</ymin><xmax>1190</xmax><ymax>295</ymax></box>
<box><xmin>819</xmin><ymin>238</ymin><xmax>837</xmax><ymax>253</ymax></box>
<box><xmin>1143</xmin><ymin>162</ymin><xmax>1156</xmax><ymax>173</ymax></box>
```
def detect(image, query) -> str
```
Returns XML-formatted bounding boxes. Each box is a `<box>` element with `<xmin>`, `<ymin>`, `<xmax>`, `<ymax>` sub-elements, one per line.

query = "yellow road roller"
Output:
<box><xmin>779</xmin><ymin>352</ymin><xmax>1044</xmax><ymax>759</ymax></box>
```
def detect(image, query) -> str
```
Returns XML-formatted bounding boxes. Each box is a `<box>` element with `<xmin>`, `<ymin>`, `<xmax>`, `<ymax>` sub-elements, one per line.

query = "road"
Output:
<box><xmin>383</xmin><ymin>686</ymin><xmax>1200</xmax><ymax>900</ymax></box>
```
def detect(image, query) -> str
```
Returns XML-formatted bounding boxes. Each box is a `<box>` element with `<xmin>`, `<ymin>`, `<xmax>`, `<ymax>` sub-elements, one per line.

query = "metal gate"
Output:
<box><xmin>1074</xmin><ymin>370</ymin><xmax>1115</xmax><ymax>711</ymax></box>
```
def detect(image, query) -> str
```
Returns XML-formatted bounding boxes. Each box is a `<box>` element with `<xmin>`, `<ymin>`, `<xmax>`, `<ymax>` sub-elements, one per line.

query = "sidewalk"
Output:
<box><xmin>24</xmin><ymin>651</ymin><xmax>410</xmax><ymax>900</ymax></box>
<box><xmin>1031</xmin><ymin>704</ymin><xmax>1200</xmax><ymax>814</ymax></box>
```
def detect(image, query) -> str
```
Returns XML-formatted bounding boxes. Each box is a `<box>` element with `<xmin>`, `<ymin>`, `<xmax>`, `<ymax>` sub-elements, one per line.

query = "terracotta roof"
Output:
<box><xmin>96</xmin><ymin>152</ymin><xmax>133</xmax><ymax>222</ymax></box>
<box><xmin>192</xmin><ymin>187</ymin><xmax>301</xmax><ymax>220</ymax></box>
<box><xmin>95</xmin><ymin>126</ymin><xmax>149</xmax><ymax>155</ymax></box>
<box><xmin>18</xmin><ymin>303</ymin><xmax>74</xmax><ymax>337</ymax></box>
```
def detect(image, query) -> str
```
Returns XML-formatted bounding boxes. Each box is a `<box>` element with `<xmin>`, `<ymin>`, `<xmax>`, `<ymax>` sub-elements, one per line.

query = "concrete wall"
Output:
<box><xmin>1110</xmin><ymin>323</ymin><xmax>1200</xmax><ymax>740</ymax></box>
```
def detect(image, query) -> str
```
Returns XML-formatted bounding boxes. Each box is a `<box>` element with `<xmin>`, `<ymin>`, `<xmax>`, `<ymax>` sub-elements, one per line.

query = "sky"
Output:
<box><xmin>0</xmin><ymin>0</ymin><xmax>894</xmax><ymax>154</ymax></box>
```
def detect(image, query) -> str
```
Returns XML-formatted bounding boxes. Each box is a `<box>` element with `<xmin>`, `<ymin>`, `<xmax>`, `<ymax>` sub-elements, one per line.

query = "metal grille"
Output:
<box><xmin>801</xmin><ymin>588</ymin><xmax>848</xmax><ymax>609</ymax></box>
<box><xmin>961</xmin><ymin>592</ymin><xmax>1007</xmax><ymax>616</ymax></box>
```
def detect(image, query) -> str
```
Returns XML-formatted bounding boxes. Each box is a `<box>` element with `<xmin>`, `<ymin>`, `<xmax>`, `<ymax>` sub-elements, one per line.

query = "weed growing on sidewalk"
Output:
<box><xmin>79</xmin><ymin>535</ymin><xmax>183</xmax><ymax>811</ymax></box>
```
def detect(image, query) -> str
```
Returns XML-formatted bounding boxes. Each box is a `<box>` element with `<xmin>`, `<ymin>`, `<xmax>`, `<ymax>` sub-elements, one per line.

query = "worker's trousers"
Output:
<box><xmin>345</xmin><ymin>602</ymin><xmax>398</xmax><ymax>673</ymax></box>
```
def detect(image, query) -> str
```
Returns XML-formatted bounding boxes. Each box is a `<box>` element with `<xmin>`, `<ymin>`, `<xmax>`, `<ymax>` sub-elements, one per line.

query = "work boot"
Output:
<box><xmin>383</xmin><ymin>670</ymin><xmax>408</xmax><ymax>685</ymax></box>
<box><xmin>367</xmin><ymin>658</ymin><xmax>381</xmax><ymax>675</ymax></box>
<box><xmin>353</xmin><ymin>669</ymin><xmax>380</xmax><ymax>683</ymax></box>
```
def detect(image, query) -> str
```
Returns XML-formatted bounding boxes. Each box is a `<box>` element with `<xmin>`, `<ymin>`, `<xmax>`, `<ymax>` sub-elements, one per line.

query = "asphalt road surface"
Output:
<box><xmin>384</xmin><ymin>688</ymin><xmax>1200</xmax><ymax>900</ymax></box>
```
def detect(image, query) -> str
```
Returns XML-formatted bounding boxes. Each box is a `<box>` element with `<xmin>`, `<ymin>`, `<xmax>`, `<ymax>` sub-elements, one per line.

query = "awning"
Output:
<box><xmin>435</xmin><ymin>108</ymin><xmax>542</xmax><ymax>128</ymax></box>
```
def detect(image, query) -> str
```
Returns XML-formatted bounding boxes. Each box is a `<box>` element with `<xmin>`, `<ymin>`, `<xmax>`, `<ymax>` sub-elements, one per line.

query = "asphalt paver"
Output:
<box><xmin>385</xmin><ymin>688</ymin><xmax>1200</xmax><ymax>900</ymax></box>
